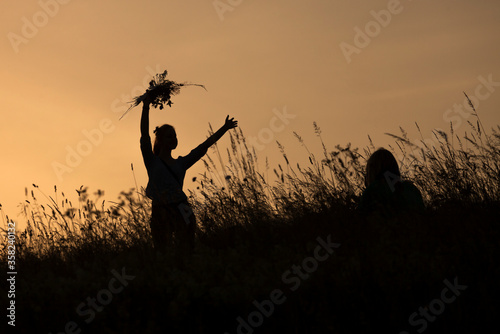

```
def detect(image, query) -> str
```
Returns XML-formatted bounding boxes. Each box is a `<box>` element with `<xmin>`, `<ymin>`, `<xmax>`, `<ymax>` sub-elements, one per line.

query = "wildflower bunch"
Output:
<box><xmin>119</xmin><ymin>70</ymin><xmax>206</xmax><ymax>120</ymax></box>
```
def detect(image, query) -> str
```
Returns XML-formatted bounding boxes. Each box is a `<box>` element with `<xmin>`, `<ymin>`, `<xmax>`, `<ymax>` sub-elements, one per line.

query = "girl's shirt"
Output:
<box><xmin>140</xmin><ymin>134</ymin><xmax>207</xmax><ymax>204</ymax></box>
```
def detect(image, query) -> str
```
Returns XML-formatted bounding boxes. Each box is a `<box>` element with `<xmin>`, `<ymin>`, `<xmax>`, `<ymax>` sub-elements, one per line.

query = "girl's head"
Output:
<box><xmin>365</xmin><ymin>148</ymin><xmax>400</xmax><ymax>187</ymax></box>
<box><xmin>153</xmin><ymin>124</ymin><xmax>177</xmax><ymax>155</ymax></box>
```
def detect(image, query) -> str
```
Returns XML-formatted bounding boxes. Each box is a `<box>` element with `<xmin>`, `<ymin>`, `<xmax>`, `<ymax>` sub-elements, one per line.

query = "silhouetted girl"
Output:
<box><xmin>140</xmin><ymin>97</ymin><xmax>237</xmax><ymax>252</ymax></box>
<box><xmin>358</xmin><ymin>148</ymin><xmax>424</xmax><ymax>215</ymax></box>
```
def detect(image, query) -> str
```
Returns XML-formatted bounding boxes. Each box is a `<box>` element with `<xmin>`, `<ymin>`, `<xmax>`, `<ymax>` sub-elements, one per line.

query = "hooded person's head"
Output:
<box><xmin>365</xmin><ymin>148</ymin><xmax>401</xmax><ymax>187</ymax></box>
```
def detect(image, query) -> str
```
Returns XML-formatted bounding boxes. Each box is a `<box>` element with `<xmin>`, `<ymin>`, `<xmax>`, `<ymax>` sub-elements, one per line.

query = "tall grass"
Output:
<box><xmin>386</xmin><ymin>109</ymin><xmax>500</xmax><ymax>206</ymax></box>
<box><xmin>1</xmin><ymin>185</ymin><xmax>152</xmax><ymax>263</ymax></box>
<box><xmin>0</xmin><ymin>108</ymin><xmax>499</xmax><ymax>333</ymax></box>
<box><xmin>190</xmin><ymin>122</ymin><xmax>366</xmax><ymax>232</ymax></box>
<box><xmin>1</xmin><ymin>112</ymin><xmax>499</xmax><ymax>261</ymax></box>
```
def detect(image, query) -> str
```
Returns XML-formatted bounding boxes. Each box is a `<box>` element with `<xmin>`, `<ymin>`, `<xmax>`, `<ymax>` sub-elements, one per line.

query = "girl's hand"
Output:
<box><xmin>142</xmin><ymin>93</ymin><xmax>152</xmax><ymax>106</ymax></box>
<box><xmin>224</xmin><ymin>115</ymin><xmax>238</xmax><ymax>130</ymax></box>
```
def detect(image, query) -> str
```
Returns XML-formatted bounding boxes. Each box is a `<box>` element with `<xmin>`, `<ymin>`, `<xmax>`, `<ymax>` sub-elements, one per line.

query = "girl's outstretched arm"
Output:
<box><xmin>182</xmin><ymin>116</ymin><xmax>238</xmax><ymax>170</ymax></box>
<box><xmin>201</xmin><ymin>115</ymin><xmax>238</xmax><ymax>150</ymax></box>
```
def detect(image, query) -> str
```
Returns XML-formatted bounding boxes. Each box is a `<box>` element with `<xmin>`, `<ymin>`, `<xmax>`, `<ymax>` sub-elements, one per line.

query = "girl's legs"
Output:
<box><xmin>175</xmin><ymin>201</ymin><xmax>196</xmax><ymax>251</ymax></box>
<box><xmin>149</xmin><ymin>200</ymin><xmax>197</xmax><ymax>254</ymax></box>
<box><xmin>150</xmin><ymin>202</ymin><xmax>173</xmax><ymax>252</ymax></box>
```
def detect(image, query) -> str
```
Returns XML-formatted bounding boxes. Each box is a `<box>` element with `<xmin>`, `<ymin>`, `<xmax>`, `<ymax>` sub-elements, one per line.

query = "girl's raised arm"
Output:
<box><xmin>140</xmin><ymin>98</ymin><xmax>151</xmax><ymax>138</ymax></box>
<box><xmin>140</xmin><ymin>98</ymin><xmax>155</xmax><ymax>165</ymax></box>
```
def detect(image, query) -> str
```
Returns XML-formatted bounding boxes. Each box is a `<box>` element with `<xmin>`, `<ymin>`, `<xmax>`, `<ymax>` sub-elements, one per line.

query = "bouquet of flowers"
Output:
<box><xmin>119</xmin><ymin>70</ymin><xmax>206</xmax><ymax>120</ymax></box>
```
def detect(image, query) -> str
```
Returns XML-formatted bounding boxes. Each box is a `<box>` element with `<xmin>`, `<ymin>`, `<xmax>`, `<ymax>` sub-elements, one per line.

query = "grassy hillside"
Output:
<box><xmin>1</xmin><ymin>119</ymin><xmax>499</xmax><ymax>333</ymax></box>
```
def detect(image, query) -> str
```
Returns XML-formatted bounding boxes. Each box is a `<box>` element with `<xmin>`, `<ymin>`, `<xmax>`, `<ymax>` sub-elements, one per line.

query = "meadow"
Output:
<box><xmin>1</xmin><ymin>113</ymin><xmax>499</xmax><ymax>333</ymax></box>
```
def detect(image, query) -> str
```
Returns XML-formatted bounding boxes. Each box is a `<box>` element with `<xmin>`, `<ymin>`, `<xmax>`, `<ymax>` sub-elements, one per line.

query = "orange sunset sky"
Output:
<box><xmin>1</xmin><ymin>0</ymin><xmax>500</xmax><ymax>228</ymax></box>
